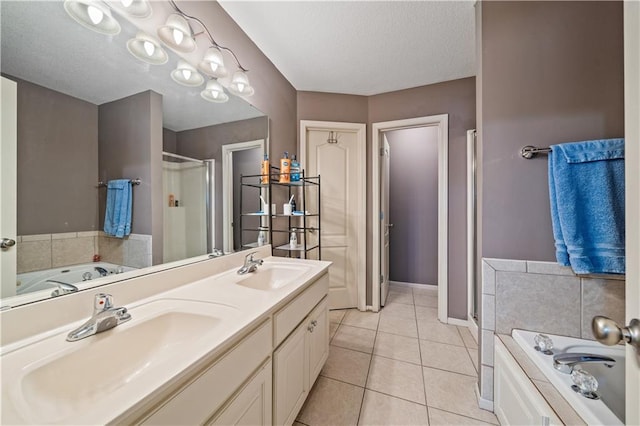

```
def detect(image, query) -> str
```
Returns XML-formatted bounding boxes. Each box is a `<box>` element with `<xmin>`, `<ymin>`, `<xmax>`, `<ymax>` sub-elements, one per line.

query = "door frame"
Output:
<box><xmin>222</xmin><ymin>139</ymin><xmax>265</xmax><ymax>253</ymax></box>
<box><xmin>467</xmin><ymin>129</ymin><xmax>478</xmax><ymax>337</ymax></box>
<box><xmin>299</xmin><ymin>120</ymin><xmax>367</xmax><ymax>311</ymax></box>
<box><xmin>372</xmin><ymin>115</ymin><xmax>449</xmax><ymax>322</ymax></box>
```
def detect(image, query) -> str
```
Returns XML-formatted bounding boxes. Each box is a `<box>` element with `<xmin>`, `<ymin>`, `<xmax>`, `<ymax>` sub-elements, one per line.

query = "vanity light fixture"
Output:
<box><xmin>201</xmin><ymin>79</ymin><xmax>229</xmax><ymax>103</ymax></box>
<box><xmin>157</xmin><ymin>13</ymin><xmax>196</xmax><ymax>53</ymax></box>
<box><xmin>228</xmin><ymin>70</ymin><xmax>254</xmax><ymax>96</ymax></box>
<box><xmin>198</xmin><ymin>46</ymin><xmax>228</xmax><ymax>79</ymax></box>
<box><xmin>171</xmin><ymin>60</ymin><xmax>204</xmax><ymax>87</ymax></box>
<box><xmin>63</xmin><ymin>0</ymin><xmax>121</xmax><ymax>35</ymax></box>
<box><xmin>126</xmin><ymin>32</ymin><xmax>168</xmax><ymax>65</ymax></box>
<box><xmin>108</xmin><ymin>0</ymin><xmax>152</xmax><ymax>19</ymax></box>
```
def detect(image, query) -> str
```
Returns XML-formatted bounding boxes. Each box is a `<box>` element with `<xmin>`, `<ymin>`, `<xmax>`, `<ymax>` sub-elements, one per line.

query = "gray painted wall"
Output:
<box><xmin>163</xmin><ymin>128</ymin><xmax>177</xmax><ymax>154</ymax></box>
<box><xmin>233</xmin><ymin>148</ymin><xmax>263</xmax><ymax>249</ymax></box>
<box><xmin>12</xmin><ymin>76</ymin><xmax>99</xmax><ymax>235</ymax></box>
<box><xmin>297</xmin><ymin>77</ymin><xmax>475</xmax><ymax>319</ymax></box>
<box><xmin>479</xmin><ymin>1</ymin><xmax>624</xmax><ymax>261</ymax></box>
<box><xmin>98</xmin><ymin>90</ymin><xmax>164</xmax><ymax>264</ymax></box>
<box><xmin>386</xmin><ymin>127</ymin><xmax>439</xmax><ymax>285</ymax></box>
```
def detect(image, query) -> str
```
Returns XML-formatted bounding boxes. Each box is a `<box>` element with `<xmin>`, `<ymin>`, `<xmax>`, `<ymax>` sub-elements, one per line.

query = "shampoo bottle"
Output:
<box><xmin>260</xmin><ymin>153</ymin><xmax>269</xmax><ymax>184</ymax></box>
<box><xmin>257</xmin><ymin>229</ymin><xmax>266</xmax><ymax>246</ymax></box>
<box><xmin>290</xmin><ymin>154</ymin><xmax>300</xmax><ymax>182</ymax></box>
<box><xmin>289</xmin><ymin>229</ymin><xmax>297</xmax><ymax>248</ymax></box>
<box><xmin>279</xmin><ymin>152</ymin><xmax>291</xmax><ymax>183</ymax></box>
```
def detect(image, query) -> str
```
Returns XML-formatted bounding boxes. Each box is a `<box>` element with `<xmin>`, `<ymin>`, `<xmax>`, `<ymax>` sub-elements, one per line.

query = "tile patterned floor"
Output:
<box><xmin>295</xmin><ymin>284</ymin><xmax>499</xmax><ymax>426</ymax></box>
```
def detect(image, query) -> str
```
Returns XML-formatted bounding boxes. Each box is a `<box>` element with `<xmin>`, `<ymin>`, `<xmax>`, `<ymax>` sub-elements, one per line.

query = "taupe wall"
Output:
<box><xmin>173</xmin><ymin>116</ymin><xmax>268</xmax><ymax>249</ymax></box>
<box><xmin>98</xmin><ymin>90</ymin><xmax>164</xmax><ymax>264</ymax></box>
<box><xmin>480</xmin><ymin>1</ymin><xmax>624</xmax><ymax>261</ymax></box>
<box><xmin>12</xmin><ymin>77</ymin><xmax>99</xmax><ymax>235</ymax></box>
<box><xmin>386</xmin><ymin>127</ymin><xmax>439</xmax><ymax>285</ymax></box>
<box><xmin>297</xmin><ymin>77</ymin><xmax>475</xmax><ymax>319</ymax></box>
<box><xmin>163</xmin><ymin>128</ymin><xmax>177</xmax><ymax>154</ymax></box>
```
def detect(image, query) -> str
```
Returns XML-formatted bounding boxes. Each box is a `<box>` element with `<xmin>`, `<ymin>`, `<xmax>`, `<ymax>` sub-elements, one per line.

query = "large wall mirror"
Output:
<box><xmin>0</xmin><ymin>1</ymin><xmax>267</xmax><ymax>308</ymax></box>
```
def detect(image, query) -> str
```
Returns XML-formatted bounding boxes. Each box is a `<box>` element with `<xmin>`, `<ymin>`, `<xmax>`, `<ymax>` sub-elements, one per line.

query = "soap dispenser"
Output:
<box><xmin>257</xmin><ymin>228</ymin><xmax>266</xmax><ymax>246</ymax></box>
<box><xmin>289</xmin><ymin>229</ymin><xmax>297</xmax><ymax>248</ymax></box>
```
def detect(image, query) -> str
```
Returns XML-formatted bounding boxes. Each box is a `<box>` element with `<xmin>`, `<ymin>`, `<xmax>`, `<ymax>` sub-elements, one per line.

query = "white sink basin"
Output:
<box><xmin>235</xmin><ymin>263</ymin><xmax>312</xmax><ymax>291</ymax></box>
<box><xmin>1</xmin><ymin>298</ymin><xmax>239</xmax><ymax>424</ymax></box>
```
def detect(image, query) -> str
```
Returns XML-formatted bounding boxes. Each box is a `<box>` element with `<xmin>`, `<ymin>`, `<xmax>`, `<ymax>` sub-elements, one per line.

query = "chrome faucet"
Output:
<box><xmin>47</xmin><ymin>280</ymin><xmax>79</xmax><ymax>297</ymax></box>
<box><xmin>552</xmin><ymin>352</ymin><xmax>616</xmax><ymax>374</ymax></box>
<box><xmin>66</xmin><ymin>293</ymin><xmax>131</xmax><ymax>342</ymax></box>
<box><xmin>237</xmin><ymin>251</ymin><xmax>263</xmax><ymax>275</ymax></box>
<box><xmin>94</xmin><ymin>266</ymin><xmax>109</xmax><ymax>276</ymax></box>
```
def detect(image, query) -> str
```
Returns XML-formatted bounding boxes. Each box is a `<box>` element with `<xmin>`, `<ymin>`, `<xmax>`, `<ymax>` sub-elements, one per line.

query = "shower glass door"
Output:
<box><xmin>162</xmin><ymin>152</ymin><xmax>208</xmax><ymax>263</ymax></box>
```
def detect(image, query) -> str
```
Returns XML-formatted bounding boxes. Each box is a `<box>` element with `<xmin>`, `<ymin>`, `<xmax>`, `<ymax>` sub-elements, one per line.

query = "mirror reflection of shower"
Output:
<box><xmin>162</xmin><ymin>152</ymin><xmax>214</xmax><ymax>263</ymax></box>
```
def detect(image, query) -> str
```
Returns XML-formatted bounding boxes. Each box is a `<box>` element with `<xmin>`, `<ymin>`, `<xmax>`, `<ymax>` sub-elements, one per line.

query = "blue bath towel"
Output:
<box><xmin>104</xmin><ymin>179</ymin><xmax>132</xmax><ymax>238</ymax></box>
<box><xmin>548</xmin><ymin>139</ymin><xmax>625</xmax><ymax>274</ymax></box>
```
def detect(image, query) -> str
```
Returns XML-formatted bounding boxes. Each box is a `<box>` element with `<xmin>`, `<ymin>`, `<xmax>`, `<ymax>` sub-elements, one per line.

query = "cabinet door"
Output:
<box><xmin>273</xmin><ymin>322</ymin><xmax>308</xmax><ymax>426</ymax></box>
<box><xmin>209</xmin><ymin>361</ymin><xmax>272</xmax><ymax>426</ymax></box>
<box><xmin>307</xmin><ymin>298</ymin><xmax>329</xmax><ymax>385</ymax></box>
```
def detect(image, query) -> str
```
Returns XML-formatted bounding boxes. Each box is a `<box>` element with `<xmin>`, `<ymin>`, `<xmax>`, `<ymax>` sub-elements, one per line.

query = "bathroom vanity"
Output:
<box><xmin>0</xmin><ymin>246</ymin><xmax>331</xmax><ymax>425</ymax></box>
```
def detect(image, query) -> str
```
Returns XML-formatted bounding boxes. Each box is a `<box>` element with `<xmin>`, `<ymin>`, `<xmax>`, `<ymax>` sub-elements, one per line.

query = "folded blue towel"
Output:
<box><xmin>548</xmin><ymin>139</ymin><xmax>625</xmax><ymax>274</ymax></box>
<box><xmin>104</xmin><ymin>179</ymin><xmax>132</xmax><ymax>238</ymax></box>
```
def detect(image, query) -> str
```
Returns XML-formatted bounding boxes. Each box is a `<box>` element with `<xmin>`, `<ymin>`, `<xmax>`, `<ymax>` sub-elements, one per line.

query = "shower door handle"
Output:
<box><xmin>1</xmin><ymin>238</ymin><xmax>16</xmax><ymax>249</ymax></box>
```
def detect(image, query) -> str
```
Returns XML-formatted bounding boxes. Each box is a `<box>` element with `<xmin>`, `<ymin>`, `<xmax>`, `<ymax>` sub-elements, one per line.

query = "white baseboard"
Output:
<box><xmin>468</xmin><ymin>316</ymin><xmax>479</xmax><ymax>343</ymax></box>
<box><xmin>447</xmin><ymin>317</ymin><xmax>469</xmax><ymax>327</ymax></box>
<box><xmin>475</xmin><ymin>384</ymin><xmax>494</xmax><ymax>412</ymax></box>
<box><xmin>389</xmin><ymin>280</ymin><xmax>437</xmax><ymax>290</ymax></box>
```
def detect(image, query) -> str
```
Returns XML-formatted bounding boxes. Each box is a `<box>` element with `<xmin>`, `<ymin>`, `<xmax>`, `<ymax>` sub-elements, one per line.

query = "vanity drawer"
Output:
<box><xmin>142</xmin><ymin>319</ymin><xmax>272</xmax><ymax>425</ymax></box>
<box><xmin>273</xmin><ymin>273</ymin><xmax>329</xmax><ymax>347</ymax></box>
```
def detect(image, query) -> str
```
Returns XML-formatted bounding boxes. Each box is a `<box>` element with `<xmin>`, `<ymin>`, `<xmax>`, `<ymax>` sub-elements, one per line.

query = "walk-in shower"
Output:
<box><xmin>162</xmin><ymin>152</ymin><xmax>214</xmax><ymax>263</ymax></box>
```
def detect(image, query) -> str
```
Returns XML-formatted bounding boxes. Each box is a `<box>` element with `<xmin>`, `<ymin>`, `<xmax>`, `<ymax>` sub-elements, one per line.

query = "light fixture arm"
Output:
<box><xmin>168</xmin><ymin>0</ymin><xmax>249</xmax><ymax>72</ymax></box>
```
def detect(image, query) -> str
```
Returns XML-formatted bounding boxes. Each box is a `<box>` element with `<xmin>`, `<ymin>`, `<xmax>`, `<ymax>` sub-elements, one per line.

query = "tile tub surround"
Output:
<box><xmin>17</xmin><ymin>232</ymin><xmax>152</xmax><ymax>273</ymax></box>
<box><xmin>478</xmin><ymin>258</ymin><xmax>625</xmax><ymax>404</ymax></box>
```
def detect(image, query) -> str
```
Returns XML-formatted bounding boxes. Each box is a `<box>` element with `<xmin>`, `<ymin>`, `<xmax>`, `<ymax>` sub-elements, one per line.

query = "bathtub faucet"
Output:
<box><xmin>552</xmin><ymin>352</ymin><xmax>616</xmax><ymax>374</ymax></box>
<box><xmin>47</xmin><ymin>280</ymin><xmax>79</xmax><ymax>297</ymax></box>
<box><xmin>66</xmin><ymin>293</ymin><xmax>131</xmax><ymax>342</ymax></box>
<box><xmin>94</xmin><ymin>266</ymin><xmax>109</xmax><ymax>276</ymax></box>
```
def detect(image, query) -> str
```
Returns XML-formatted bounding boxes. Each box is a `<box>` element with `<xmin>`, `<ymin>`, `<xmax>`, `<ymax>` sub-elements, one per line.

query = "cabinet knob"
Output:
<box><xmin>311</xmin><ymin>320</ymin><xmax>318</xmax><ymax>326</ymax></box>
<box><xmin>307</xmin><ymin>325</ymin><xmax>314</xmax><ymax>333</ymax></box>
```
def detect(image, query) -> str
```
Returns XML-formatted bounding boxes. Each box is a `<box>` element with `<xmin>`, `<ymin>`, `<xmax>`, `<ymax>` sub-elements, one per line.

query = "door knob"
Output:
<box><xmin>592</xmin><ymin>316</ymin><xmax>640</xmax><ymax>350</ymax></box>
<box><xmin>1</xmin><ymin>238</ymin><xmax>16</xmax><ymax>249</ymax></box>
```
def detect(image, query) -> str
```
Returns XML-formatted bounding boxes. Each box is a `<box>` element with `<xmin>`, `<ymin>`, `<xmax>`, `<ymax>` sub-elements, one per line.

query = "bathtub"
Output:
<box><xmin>512</xmin><ymin>329</ymin><xmax>625</xmax><ymax>425</ymax></box>
<box><xmin>16</xmin><ymin>263</ymin><xmax>136</xmax><ymax>296</ymax></box>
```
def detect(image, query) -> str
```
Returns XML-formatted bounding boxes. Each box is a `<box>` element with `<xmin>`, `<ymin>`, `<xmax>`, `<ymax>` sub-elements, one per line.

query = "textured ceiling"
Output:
<box><xmin>219</xmin><ymin>1</ymin><xmax>476</xmax><ymax>96</ymax></box>
<box><xmin>0</xmin><ymin>1</ymin><xmax>263</xmax><ymax>132</ymax></box>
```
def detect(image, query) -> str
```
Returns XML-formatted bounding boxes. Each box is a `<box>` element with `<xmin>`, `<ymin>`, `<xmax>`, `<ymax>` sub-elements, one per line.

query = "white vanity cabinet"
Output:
<box><xmin>273</xmin><ymin>275</ymin><xmax>329</xmax><ymax>426</ymax></box>
<box><xmin>494</xmin><ymin>337</ymin><xmax>562</xmax><ymax>426</ymax></box>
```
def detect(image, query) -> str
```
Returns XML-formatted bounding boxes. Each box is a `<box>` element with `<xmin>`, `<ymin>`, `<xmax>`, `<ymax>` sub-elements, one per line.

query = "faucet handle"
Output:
<box><xmin>94</xmin><ymin>293</ymin><xmax>113</xmax><ymax>313</ymax></box>
<box><xmin>245</xmin><ymin>251</ymin><xmax>258</xmax><ymax>261</ymax></box>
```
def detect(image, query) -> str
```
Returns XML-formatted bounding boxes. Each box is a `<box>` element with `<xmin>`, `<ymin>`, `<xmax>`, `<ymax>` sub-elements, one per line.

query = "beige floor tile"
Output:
<box><xmin>419</xmin><ymin>340</ymin><xmax>477</xmax><ymax>376</ymax></box>
<box><xmin>358</xmin><ymin>390</ymin><xmax>428</xmax><ymax>425</ymax></box>
<box><xmin>373</xmin><ymin>331</ymin><xmax>421</xmax><ymax>365</ymax></box>
<box><xmin>385</xmin><ymin>291</ymin><xmax>414</xmax><ymax>305</ymax></box>
<box><xmin>412</xmin><ymin>286</ymin><xmax>438</xmax><ymax>296</ymax></box>
<box><xmin>380</xmin><ymin>302</ymin><xmax>416</xmax><ymax>319</ymax></box>
<box><xmin>342</xmin><ymin>310</ymin><xmax>380</xmax><ymax>330</ymax></box>
<box><xmin>458</xmin><ymin>326</ymin><xmax>479</xmax><ymax>349</ymax></box>
<box><xmin>366</xmin><ymin>356</ymin><xmax>426</xmax><ymax>404</ymax></box>
<box><xmin>329</xmin><ymin>322</ymin><xmax>339</xmax><ymax>340</ymax></box>
<box><xmin>321</xmin><ymin>345</ymin><xmax>371</xmax><ymax>387</ymax></box>
<box><xmin>415</xmin><ymin>306</ymin><xmax>438</xmax><ymax>322</ymax></box>
<box><xmin>293</xmin><ymin>422</ymin><xmax>308</xmax><ymax>426</ymax></box>
<box><xmin>389</xmin><ymin>283</ymin><xmax>413</xmax><ymax>294</ymax></box>
<box><xmin>297</xmin><ymin>377</ymin><xmax>364</xmax><ymax>426</ymax></box>
<box><xmin>332</xmin><ymin>324</ymin><xmax>377</xmax><ymax>354</ymax></box>
<box><xmin>378</xmin><ymin>314</ymin><xmax>418</xmax><ymax>338</ymax></box>
<box><xmin>428</xmin><ymin>408</ymin><xmax>496</xmax><ymax>425</ymax></box>
<box><xmin>330</xmin><ymin>309</ymin><xmax>347</xmax><ymax>324</ymax></box>
<box><xmin>468</xmin><ymin>347</ymin><xmax>479</xmax><ymax>373</ymax></box>
<box><xmin>417</xmin><ymin>319</ymin><xmax>464</xmax><ymax>346</ymax></box>
<box><xmin>414</xmin><ymin>293</ymin><xmax>439</xmax><ymax>308</ymax></box>
<box><xmin>422</xmin><ymin>367</ymin><xmax>499</xmax><ymax>424</ymax></box>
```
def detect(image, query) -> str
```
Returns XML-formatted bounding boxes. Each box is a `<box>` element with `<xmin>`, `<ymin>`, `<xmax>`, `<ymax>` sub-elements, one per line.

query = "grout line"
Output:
<box><xmin>362</xmin><ymin>388</ymin><xmax>429</xmax><ymax>408</ymax></box>
<box><xmin>356</xmin><ymin>308</ymin><xmax>379</xmax><ymax>426</ymax></box>
<box><xmin>413</xmin><ymin>289</ymin><xmax>431</xmax><ymax>420</ymax></box>
<box><xmin>429</xmin><ymin>406</ymin><xmax>499</xmax><ymax>425</ymax></box>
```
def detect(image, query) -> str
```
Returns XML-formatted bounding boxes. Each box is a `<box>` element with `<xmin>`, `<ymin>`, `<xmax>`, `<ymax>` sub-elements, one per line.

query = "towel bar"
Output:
<box><xmin>521</xmin><ymin>145</ymin><xmax>552</xmax><ymax>159</ymax></box>
<box><xmin>97</xmin><ymin>178</ymin><xmax>142</xmax><ymax>188</ymax></box>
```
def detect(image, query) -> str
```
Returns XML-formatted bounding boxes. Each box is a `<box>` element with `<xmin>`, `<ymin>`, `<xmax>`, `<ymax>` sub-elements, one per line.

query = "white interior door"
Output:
<box><xmin>380</xmin><ymin>136</ymin><xmax>391</xmax><ymax>306</ymax></box>
<box><xmin>624</xmin><ymin>2</ymin><xmax>639</xmax><ymax>423</ymax></box>
<box><xmin>1</xmin><ymin>76</ymin><xmax>18</xmax><ymax>299</ymax></box>
<box><xmin>301</xmin><ymin>121</ymin><xmax>366</xmax><ymax>310</ymax></box>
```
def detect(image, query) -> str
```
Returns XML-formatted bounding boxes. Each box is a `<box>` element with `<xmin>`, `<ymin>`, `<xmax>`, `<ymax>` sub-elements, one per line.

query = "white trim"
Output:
<box><xmin>389</xmin><ymin>280</ymin><xmax>437</xmax><ymax>290</ymax></box>
<box><xmin>299</xmin><ymin>120</ymin><xmax>367</xmax><ymax>311</ymax></box>
<box><xmin>475</xmin><ymin>385</ymin><xmax>494</xmax><ymax>412</ymax></box>
<box><xmin>467</xmin><ymin>129</ymin><xmax>477</xmax><ymax>326</ymax></box>
<box><xmin>371</xmin><ymin>115</ymin><xmax>449</xmax><ymax>322</ymax></box>
<box><xmin>447</xmin><ymin>317</ymin><xmax>469</xmax><ymax>327</ymax></box>
<box><xmin>221</xmin><ymin>139</ymin><xmax>265</xmax><ymax>253</ymax></box>
<box><xmin>468</xmin><ymin>314</ymin><xmax>479</xmax><ymax>343</ymax></box>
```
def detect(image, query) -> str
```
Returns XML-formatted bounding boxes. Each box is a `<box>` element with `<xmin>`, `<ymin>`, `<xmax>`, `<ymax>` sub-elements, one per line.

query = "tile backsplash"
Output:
<box><xmin>17</xmin><ymin>232</ymin><xmax>152</xmax><ymax>273</ymax></box>
<box><xmin>478</xmin><ymin>257</ymin><xmax>625</xmax><ymax>404</ymax></box>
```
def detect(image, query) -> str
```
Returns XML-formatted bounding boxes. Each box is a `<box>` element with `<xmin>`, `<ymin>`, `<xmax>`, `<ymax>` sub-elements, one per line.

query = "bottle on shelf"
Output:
<box><xmin>290</xmin><ymin>154</ymin><xmax>300</xmax><ymax>182</ymax></box>
<box><xmin>279</xmin><ymin>151</ymin><xmax>291</xmax><ymax>183</ymax></box>
<box><xmin>260</xmin><ymin>153</ymin><xmax>269</xmax><ymax>184</ymax></box>
<box><xmin>289</xmin><ymin>229</ymin><xmax>297</xmax><ymax>248</ymax></box>
<box><xmin>257</xmin><ymin>229</ymin><xmax>266</xmax><ymax>246</ymax></box>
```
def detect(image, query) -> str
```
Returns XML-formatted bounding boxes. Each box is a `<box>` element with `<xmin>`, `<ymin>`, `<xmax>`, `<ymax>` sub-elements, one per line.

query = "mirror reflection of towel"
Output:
<box><xmin>104</xmin><ymin>179</ymin><xmax>132</xmax><ymax>238</ymax></box>
<box><xmin>548</xmin><ymin>138</ymin><xmax>625</xmax><ymax>275</ymax></box>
